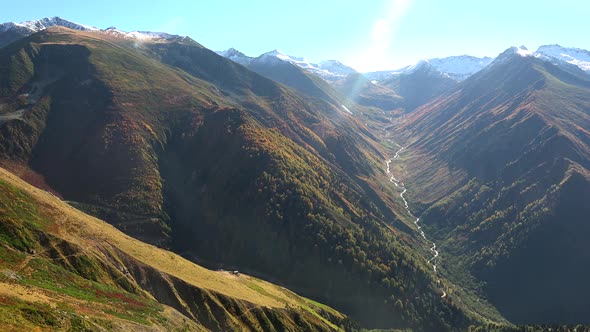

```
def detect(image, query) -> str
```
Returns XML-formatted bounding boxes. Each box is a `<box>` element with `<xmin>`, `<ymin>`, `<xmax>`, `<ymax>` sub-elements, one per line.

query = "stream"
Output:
<box><xmin>386</xmin><ymin>146</ymin><xmax>439</xmax><ymax>272</ymax></box>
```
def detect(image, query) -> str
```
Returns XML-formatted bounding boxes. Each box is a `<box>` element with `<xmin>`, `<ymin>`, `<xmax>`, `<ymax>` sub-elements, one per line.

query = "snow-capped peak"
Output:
<box><xmin>258</xmin><ymin>50</ymin><xmax>356</xmax><ymax>80</ymax></box>
<box><xmin>490</xmin><ymin>45</ymin><xmax>590</xmax><ymax>74</ymax></box>
<box><xmin>0</xmin><ymin>17</ymin><xmax>189</xmax><ymax>44</ymax></box>
<box><xmin>101</xmin><ymin>27</ymin><xmax>184</xmax><ymax>42</ymax></box>
<box><xmin>217</xmin><ymin>47</ymin><xmax>357</xmax><ymax>81</ymax></box>
<box><xmin>366</xmin><ymin>55</ymin><xmax>494</xmax><ymax>82</ymax></box>
<box><xmin>216</xmin><ymin>48</ymin><xmax>253</xmax><ymax>66</ymax></box>
<box><xmin>262</xmin><ymin>49</ymin><xmax>306</xmax><ymax>63</ymax></box>
<box><xmin>514</xmin><ymin>45</ymin><xmax>534</xmax><ymax>57</ymax></box>
<box><xmin>218</xmin><ymin>48</ymin><xmax>246</xmax><ymax>58</ymax></box>
<box><xmin>536</xmin><ymin>44</ymin><xmax>590</xmax><ymax>72</ymax></box>
<box><xmin>493</xmin><ymin>45</ymin><xmax>541</xmax><ymax>65</ymax></box>
<box><xmin>427</xmin><ymin>55</ymin><xmax>494</xmax><ymax>80</ymax></box>
<box><xmin>403</xmin><ymin>59</ymin><xmax>431</xmax><ymax>74</ymax></box>
<box><xmin>0</xmin><ymin>17</ymin><xmax>98</xmax><ymax>33</ymax></box>
<box><xmin>318</xmin><ymin>60</ymin><xmax>356</xmax><ymax>76</ymax></box>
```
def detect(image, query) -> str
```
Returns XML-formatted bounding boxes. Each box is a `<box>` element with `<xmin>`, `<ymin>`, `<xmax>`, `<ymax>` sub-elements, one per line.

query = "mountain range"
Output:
<box><xmin>218</xmin><ymin>45</ymin><xmax>590</xmax><ymax>83</ymax></box>
<box><xmin>1</xmin><ymin>16</ymin><xmax>590</xmax><ymax>331</ymax></box>
<box><xmin>217</xmin><ymin>43</ymin><xmax>590</xmax><ymax>116</ymax></box>
<box><xmin>217</xmin><ymin>48</ymin><xmax>357</xmax><ymax>82</ymax></box>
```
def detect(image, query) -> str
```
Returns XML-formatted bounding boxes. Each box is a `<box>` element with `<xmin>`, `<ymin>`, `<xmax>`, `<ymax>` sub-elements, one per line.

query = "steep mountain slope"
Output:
<box><xmin>0</xmin><ymin>28</ymin><xmax>28</xmax><ymax>49</ymax></box>
<box><xmin>0</xmin><ymin>166</ymin><xmax>350</xmax><ymax>331</ymax></box>
<box><xmin>247</xmin><ymin>52</ymin><xmax>346</xmax><ymax>103</ymax></box>
<box><xmin>214</xmin><ymin>48</ymin><xmax>353</xmax><ymax>107</ymax></box>
<box><xmin>0</xmin><ymin>26</ymin><xmax>478</xmax><ymax>330</ymax></box>
<box><xmin>393</xmin><ymin>47</ymin><xmax>590</xmax><ymax>324</ymax></box>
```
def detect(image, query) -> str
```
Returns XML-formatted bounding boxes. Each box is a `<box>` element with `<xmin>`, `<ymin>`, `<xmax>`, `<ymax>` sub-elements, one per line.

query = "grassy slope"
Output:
<box><xmin>0</xmin><ymin>166</ymin><xmax>349</xmax><ymax>331</ymax></box>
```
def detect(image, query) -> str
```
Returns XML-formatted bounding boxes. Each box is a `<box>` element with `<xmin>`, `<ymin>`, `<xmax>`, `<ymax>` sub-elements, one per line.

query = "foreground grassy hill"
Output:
<box><xmin>0</xmin><ymin>27</ymin><xmax>483</xmax><ymax>330</ymax></box>
<box><xmin>0</xmin><ymin>166</ymin><xmax>351</xmax><ymax>331</ymax></box>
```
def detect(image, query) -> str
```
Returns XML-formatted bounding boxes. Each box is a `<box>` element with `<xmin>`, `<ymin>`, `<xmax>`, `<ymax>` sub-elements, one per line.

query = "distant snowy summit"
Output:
<box><xmin>366</xmin><ymin>45</ymin><xmax>590</xmax><ymax>83</ymax></box>
<box><xmin>0</xmin><ymin>17</ymin><xmax>189</xmax><ymax>43</ymax></box>
<box><xmin>426</xmin><ymin>55</ymin><xmax>494</xmax><ymax>80</ymax></box>
<box><xmin>217</xmin><ymin>48</ymin><xmax>357</xmax><ymax>81</ymax></box>
<box><xmin>0</xmin><ymin>17</ymin><xmax>98</xmax><ymax>34</ymax></box>
<box><xmin>217</xmin><ymin>48</ymin><xmax>253</xmax><ymax>66</ymax></box>
<box><xmin>536</xmin><ymin>44</ymin><xmax>590</xmax><ymax>72</ymax></box>
<box><xmin>101</xmin><ymin>27</ymin><xmax>189</xmax><ymax>42</ymax></box>
<box><xmin>493</xmin><ymin>45</ymin><xmax>590</xmax><ymax>74</ymax></box>
<box><xmin>365</xmin><ymin>55</ymin><xmax>494</xmax><ymax>82</ymax></box>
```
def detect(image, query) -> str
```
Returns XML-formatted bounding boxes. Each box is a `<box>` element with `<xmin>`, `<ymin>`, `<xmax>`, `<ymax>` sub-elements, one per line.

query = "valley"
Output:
<box><xmin>0</xmin><ymin>14</ymin><xmax>589</xmax><ymax>332</ymax></box>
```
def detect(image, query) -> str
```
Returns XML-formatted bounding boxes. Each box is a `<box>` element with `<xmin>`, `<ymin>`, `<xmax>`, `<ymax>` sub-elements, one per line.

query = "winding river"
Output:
<box><xmin>386</xmin><ymin>146</ymin><xmax>440</xmax><ymax>272</ymax></box>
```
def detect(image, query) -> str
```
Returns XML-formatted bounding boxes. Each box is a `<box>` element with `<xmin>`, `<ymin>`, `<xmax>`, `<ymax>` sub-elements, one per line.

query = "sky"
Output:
<box><xmin>1</xmin><ymin>0</ymin><xmax>588</xmax><ymax>72</ymax></box>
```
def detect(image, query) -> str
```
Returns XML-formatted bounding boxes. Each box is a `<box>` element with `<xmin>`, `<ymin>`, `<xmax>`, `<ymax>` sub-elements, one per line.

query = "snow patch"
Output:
<box><xmin>537</xmin><ymin>44</ymin><xmax>590</xmax><ymax>72</ymax></box>
<box><xmin>341</xmin><ymin>105</ymin><xmax>353</xmax><ymax>114</ymax></box>
<box><xmin>102</xmin><ymin>27</ymin><xmax>185</xmax><ymax>42</ymax></box>
<box><xmin>216</xmin><ymin>48</ymin><xmax>253</xmax><ymax>66</ymax></box>
<box><xmin>515</xmin><ymin>46</ymin><xmax>534</xmax><ymax>57</ymax></box>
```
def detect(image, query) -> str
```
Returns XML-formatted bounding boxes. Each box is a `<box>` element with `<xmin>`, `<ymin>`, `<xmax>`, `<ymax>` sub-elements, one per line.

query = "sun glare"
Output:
<box><xmin>347</xmin><ymin>0</ymin><xmax>413</xmax><ymax>72</ymax></box>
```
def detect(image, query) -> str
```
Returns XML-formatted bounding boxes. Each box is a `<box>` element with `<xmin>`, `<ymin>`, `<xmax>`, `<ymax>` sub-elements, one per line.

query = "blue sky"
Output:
<box><xmin>1</xmin><ymin>0</ymin><xmax>588</xmax><ymax>72</ymax></box>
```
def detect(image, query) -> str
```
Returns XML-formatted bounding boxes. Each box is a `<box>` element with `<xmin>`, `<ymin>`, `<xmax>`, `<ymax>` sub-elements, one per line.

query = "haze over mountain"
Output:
<box><xmin>217</xmin><ymin>44</ymin><xmax>590</xmax><ymax>116</ymax></box>
<box><xmin>217</xmin><ymin>48</ymin><xmax>357</xmax><ymax>82</ymax></box>
<box><xmin>365</xmin><ymin>55</ymin><xmax>494</xmax><ymax>82</ymax></box>
<box><xmin>1</xmin><ymin>15</ymin><xmax>590</xmax><ymax>332</ymax></box>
